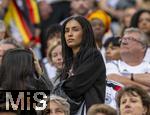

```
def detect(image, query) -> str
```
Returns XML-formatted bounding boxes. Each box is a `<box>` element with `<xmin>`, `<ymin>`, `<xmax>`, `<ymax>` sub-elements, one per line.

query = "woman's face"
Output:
<box><xmin>123</xmin><ymin>8</ymin><xmax>136</xmax><ymax>27</ymax></box>
<box><xmin>120</xmin><ymin>93</ymin><xmax>147</xmax><ymax>115</ymax></box>
<box><xmin>90</xmin><ymin>19</ymin><xmax>105</xmax><ymax>39</ymax></box>
<box><xmin>65</xmin><ymin>19</ymin><xmax>83</xmax><ymax>54</ymax></box>
<box><xmin>138</xmin><ymin>12</ymin><xmax>150</xmax><ymax>34</ymax></box>
<box><xmin>49</xmin><ymin>101</ymin><xmax>65</xmax><ymax>115</ymax></box>
<box><xmin>51</xmin><ymin>45</ymin><xmax>63</xmax><ymax>69</ymax></box>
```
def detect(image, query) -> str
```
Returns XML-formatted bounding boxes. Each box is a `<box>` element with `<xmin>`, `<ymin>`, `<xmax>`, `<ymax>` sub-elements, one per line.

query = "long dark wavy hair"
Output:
<box><xmin>0</xmin><ymin>48</ymin><xmax>35</xmax><ymax>90</ymax></box>
<box><xmin>130</xmin><ymin>9</ymin><xmax>150</xmax><ymax>28</ymax></box>
<box><xmin>61</xmin><ymin>15</ymin><xmax>97</xmax><ymax>80</ymax></box>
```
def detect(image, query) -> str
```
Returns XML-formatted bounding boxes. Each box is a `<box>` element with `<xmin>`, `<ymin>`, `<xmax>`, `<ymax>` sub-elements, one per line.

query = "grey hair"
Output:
<box><xmin>37</xmin><ymin>95</ymin><xmax>70</xmax><ymax>115</ymax></box>
<box><xmin>124</xmin><ymin>27</ymin><xmax>149</xmax><ymax>47</ymax></box>
<box><xmin>50</xmin><ymin>95</ymin><xmax>70</xmax><ymax>115</ymax></box>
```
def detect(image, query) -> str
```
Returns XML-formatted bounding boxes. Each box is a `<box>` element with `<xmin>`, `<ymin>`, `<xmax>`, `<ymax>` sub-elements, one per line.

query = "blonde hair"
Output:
<box><xmin>47</xmin><ymin>39</ymin><xmax>61</xmax><ymax>62</ymax></box>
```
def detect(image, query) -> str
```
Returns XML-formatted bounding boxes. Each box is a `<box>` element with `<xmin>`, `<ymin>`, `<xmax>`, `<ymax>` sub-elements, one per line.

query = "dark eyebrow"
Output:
<box><xmin>65</xmin><ymin>26</ymin><xmax>81</xmax><ymax>29</ymax></box>
<box><xmin>72</xmin><ymin>26</ymin><xmax>81</xmax><ymax>29</ymax></box>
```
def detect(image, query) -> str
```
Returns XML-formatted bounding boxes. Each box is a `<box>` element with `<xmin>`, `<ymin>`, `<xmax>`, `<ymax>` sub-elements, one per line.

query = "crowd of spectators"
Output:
<box><xmin>0</xmin><ymin>0</ymin><xmax>150</xmax><ymax>115</ymax></box>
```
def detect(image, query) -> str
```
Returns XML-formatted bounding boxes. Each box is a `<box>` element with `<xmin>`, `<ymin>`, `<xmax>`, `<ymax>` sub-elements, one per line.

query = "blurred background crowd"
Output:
<box><xmin>0</xmin><ymin>0</ymin><xmax>150</xmax><ymax>115</ymax></box>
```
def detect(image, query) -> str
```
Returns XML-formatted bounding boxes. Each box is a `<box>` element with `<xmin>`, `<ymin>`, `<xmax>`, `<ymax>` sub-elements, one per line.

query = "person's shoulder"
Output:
<box><xmin>84</xmin><ymin>48</ymin><xmax>101</xmax><ymax>56</ymax></box>
<box><xmin>81</xmin><ymin>48</ymin><xmax>105</xmax><ymax>65</ymax></box>
<box><xmin>106</xmin><ymin>60</ymin><xmax>120</xmax><ymax>65</ymax></box>
<box><xmin>83</xmin><ymin>48</ymin><xmax>102</xmax><ymax>59</ymax></box>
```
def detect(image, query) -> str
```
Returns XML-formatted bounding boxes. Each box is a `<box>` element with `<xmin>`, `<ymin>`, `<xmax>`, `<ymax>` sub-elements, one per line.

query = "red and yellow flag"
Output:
<box><xmin>4</xmin><ymin>0</ymin><xmax>40</xmax><ymax>45</ymax></box>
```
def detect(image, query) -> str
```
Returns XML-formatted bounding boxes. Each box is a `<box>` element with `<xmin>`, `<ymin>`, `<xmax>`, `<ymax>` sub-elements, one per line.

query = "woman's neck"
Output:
<box><xmin>72</xmin><ymin>47</ymin><xmax>80</xmax><ymax>56</ymax></box>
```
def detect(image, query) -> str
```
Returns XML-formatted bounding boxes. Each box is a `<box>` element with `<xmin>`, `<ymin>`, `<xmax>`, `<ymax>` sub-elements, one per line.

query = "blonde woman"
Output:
<box><xmin>47</xmin><ymin>39</ymin><xmax>63</xmax><ymax>86</ymax></box>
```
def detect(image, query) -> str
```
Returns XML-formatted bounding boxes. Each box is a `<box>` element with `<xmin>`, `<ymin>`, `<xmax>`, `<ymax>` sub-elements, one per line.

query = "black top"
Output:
<box><xmin>26</xmin><ymin>73</ymin><xmax>53</xmax><ymax>91</ymax></box>
<box><xmin>62</xmin><ymin>48</ymin><xmax>106</xmax><ymax>114</ymax></box>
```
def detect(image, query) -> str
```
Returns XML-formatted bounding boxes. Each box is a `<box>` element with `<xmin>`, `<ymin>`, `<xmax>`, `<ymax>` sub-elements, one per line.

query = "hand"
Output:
<box><xmin>29</xmin><ymin>48</ymin><xmax>43</xmax><ymax>77</ymax></box>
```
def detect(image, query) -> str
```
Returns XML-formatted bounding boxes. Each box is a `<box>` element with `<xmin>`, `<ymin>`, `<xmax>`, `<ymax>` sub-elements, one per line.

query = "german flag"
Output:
<box><xmin>4</xmin><ymin>0</ymin><xmax>40</xmax><ymax>45</ymax></box>
<box><xmin>26</xmin><ymin>0</ymin><xmax>40</xmax><ymax>25</ymax></box>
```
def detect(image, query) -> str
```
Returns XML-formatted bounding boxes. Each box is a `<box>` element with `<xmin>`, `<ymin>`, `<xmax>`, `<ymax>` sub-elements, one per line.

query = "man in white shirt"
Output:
<box><xmin>106</xmin><ymin>27</ymin><xmax>150</xmax><ymax>91</ymax></box>
<box><xmin>144</xmin><ymin>47</ymin><xmax>150</xmax><ymax>62</ymax></box>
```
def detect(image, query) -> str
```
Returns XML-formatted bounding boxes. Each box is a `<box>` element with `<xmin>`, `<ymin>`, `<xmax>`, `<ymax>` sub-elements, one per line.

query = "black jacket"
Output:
<box><xmin>26</xmin><ymin>73</ymin><xmax>53</xmax><ymax>91</ymax></box>
<box><xmin>62</xmin><ymin>48</ymin><xmax>106</xmax><ymax>114</ymax></box>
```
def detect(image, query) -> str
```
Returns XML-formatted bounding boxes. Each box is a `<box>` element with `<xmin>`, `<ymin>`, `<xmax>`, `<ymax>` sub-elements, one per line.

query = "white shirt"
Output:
<box><xmin>106</xmin><ymin>60</ymin><xmax>150</xmax><ymax>109</ymax></box>
<box><xmin>144</xmin><ymin>48</ymin><xmax>150</xmax><ymax>63</ymax></box>
<box><xmin>43</xmin><ymin>58</ymin><xmax>57</xmax><ymax>80</ymax></box>
<box><xmin>106</xmin><ymin>60</ymin><xmax>150</xmax><ymax>76</ymax></box>
<box><xmin>105</xmin><ymin>80</ymin><xmax>124</xmax><ymax>109</ymax></box>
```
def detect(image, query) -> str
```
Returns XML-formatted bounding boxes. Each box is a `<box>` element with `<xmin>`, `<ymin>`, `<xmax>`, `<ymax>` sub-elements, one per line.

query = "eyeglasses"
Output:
<box><xmin>120</xmin><ymin>37</ymin><xmax>145</xmax><ymax>46</ymax></box>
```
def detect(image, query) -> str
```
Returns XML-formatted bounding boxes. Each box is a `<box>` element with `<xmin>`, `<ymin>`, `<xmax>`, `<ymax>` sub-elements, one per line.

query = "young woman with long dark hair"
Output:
<box><xmin>54</xmin><ymin>16</ymin><xmax>106</xmax><ymax>114</ymax></box>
